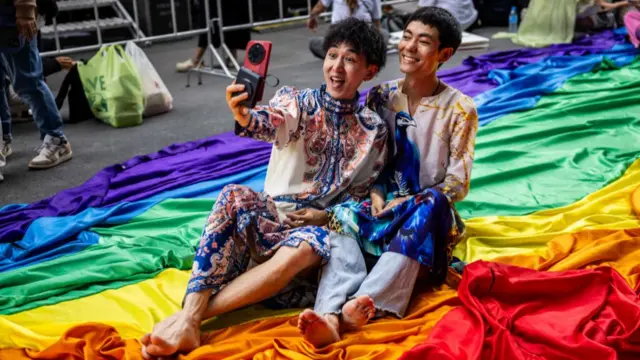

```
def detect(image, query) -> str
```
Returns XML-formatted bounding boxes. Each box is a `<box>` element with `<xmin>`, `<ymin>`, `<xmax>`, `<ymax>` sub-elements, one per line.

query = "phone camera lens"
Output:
<box><xmin>247</xmin><ymin>43</ymin><xmax>266</xmax><ymax>65</ymax></box>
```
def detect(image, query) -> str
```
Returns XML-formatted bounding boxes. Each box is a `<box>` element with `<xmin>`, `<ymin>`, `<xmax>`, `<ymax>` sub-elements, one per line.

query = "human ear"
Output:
<box><xmin>438</xmin><ymin>47</ymin><xmax>454</xmax><ymax>64</ymax></box>
<box><xmin>364</xmin><ymin>65</ymin><xmax>379</xmax><ymax>81</ymax></box>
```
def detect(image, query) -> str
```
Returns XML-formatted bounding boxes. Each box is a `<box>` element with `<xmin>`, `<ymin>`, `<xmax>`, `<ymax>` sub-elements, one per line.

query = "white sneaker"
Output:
<box><xmin>176</xmin><ymin>58</ymin><xmax>196</xmax><ymax>72</ymax></box>
<box><xmin>29</xmin><ymin>135</ymin><xmax>73</xmax><ymax>169</ymax></box>
<box><xmin>0</xmin><ymin>140</ymin><xmax>11</xmax><ymax>158</ymax></box>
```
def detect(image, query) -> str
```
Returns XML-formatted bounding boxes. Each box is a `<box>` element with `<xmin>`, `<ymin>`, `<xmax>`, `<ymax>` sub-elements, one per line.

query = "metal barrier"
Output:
<box><xmin>41</xmin><ymin>0</ymin><xmax>212</xmax><ymax>57</ymax></box>
<box><xmin>41</xmin><ymin>0</ymin><xmax>415</xmax><ymax>83</ymax></box>
<box><xmin>189</xmin><ymin>0</ymin><xmax>318</xmax><ymax>86</ymax></box>
<box><xmin>188</xmin><ymin>0</ymin><xmax>414</xmax><ymax>84</ymax></box>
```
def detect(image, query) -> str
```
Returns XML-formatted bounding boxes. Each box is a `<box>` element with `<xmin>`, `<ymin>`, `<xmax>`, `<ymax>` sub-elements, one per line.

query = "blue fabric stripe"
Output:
<box><xmin>0</xmin><ymin>166</ymin><xmax>267</xmax><ymax>272</ymax></box>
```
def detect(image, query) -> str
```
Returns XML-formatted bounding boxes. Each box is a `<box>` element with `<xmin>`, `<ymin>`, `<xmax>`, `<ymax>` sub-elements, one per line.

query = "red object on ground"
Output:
<box><xmin>400</xmin><ymin>260</ymin><xmax>640</xmax><ymax>360</ymax></box>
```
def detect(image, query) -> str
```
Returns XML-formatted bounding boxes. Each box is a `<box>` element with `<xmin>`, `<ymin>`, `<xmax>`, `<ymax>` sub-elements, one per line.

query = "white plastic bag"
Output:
<box><xmin>124</xmin><ymin>41</ymin><xmax>173</xmax><ymax>117</ymax></box>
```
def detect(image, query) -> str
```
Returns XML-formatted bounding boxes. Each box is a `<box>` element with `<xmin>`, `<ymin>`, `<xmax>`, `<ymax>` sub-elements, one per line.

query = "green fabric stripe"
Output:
<box><xmin>0</xmin><ymin>199</ymin><xmax>209</xmax><ymax>315</ymax></box>
<box><xmin>457</xmin><ymin>59</ymin><xmax>640</xmax><ymax>218</ymax></box>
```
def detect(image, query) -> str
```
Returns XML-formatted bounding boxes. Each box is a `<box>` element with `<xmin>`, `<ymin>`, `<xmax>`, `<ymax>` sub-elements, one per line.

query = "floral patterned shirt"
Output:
<box><xmin>236</xmin><ymin>85</ymin><xmax>388</xmax><ymax>217</ymax></box>
<box><xmin>366</xmin><ymin>79</ymin><xmax>478</xmax><ymax>204</ymax></box>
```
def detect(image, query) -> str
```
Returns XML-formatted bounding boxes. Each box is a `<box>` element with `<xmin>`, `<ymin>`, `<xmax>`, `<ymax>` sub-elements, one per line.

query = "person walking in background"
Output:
<box><xmin>176</xmin><ymin>0</ymin><xmax>252</xmax><ymax>72</ymax></box>
<box><xmin>5</xmin><ymin>55</ymin><xmax>75</xmax><ymax>123</ymax></box>
<box><xmin>307</xmin><ymin>0</ymin><xmax>389</xmax><ymax>59</ymax></box>
<box><xmin>0</xmin><ymin>0</ymin><xmax>73</xmax><ymax>172</ymax></box>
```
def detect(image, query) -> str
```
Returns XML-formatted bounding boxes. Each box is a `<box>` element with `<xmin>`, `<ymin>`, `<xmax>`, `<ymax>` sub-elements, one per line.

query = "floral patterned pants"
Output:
<box><xmin>186</xmin><ymin>184</ymin><xmax>330</xmax><ymax>308</ymax></box>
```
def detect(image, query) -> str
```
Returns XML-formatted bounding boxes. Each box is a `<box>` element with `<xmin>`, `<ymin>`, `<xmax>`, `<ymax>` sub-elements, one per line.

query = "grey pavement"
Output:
<box><xmin>0</xmin><ymin>23</ymin><xmax>520</xmax><ymax>206</ymax></box>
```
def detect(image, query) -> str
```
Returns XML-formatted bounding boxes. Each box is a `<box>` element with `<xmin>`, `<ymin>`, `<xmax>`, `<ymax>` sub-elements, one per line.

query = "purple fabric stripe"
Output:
<box><xmin>0</xmin><ymin>132</ymin><xmax>272</xmax><ymax>244</ymax></box>
<box><xmin>359</xmin><ymin>29</ymin><xmax>624</xmax><ymax>104</ymax></box>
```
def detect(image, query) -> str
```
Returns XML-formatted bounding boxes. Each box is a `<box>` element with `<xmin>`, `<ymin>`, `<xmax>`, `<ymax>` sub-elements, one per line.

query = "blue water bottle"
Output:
<box><xmin>508</xmin><ymin>6</ymin><xmax>518</xmax><ymax>33</ymax></box>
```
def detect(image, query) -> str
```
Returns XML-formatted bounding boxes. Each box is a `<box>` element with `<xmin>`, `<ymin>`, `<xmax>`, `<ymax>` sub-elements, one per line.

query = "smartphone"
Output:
<box><xmin>233</xmin><ymin>40</ymin><xmax>273</xmax><ymax>109</ymax></box>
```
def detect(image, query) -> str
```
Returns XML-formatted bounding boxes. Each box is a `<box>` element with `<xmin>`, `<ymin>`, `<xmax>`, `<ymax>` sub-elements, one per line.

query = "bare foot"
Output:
<box><xmin>341</xmin><ymin>295</ymin><xmax>375</xmax><ymax>331</ymax></box>
<box><xmin>297</xmin><ymin>309</ymin><xmax>341</xmax><ymax>348</ymax></box>
<box><xmin>140</xmin><ymin>310</ymin><xmax>201</xmax><ymax>359</ymax></box>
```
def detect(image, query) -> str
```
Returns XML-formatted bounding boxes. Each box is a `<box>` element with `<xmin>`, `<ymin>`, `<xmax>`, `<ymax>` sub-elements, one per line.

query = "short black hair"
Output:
<box><xmin>322</xmin><ymin>17</ymin><xmax>387</xmax><ymax>70</ymax></box>
<box><xmin>405</xmin><ymin>7</ymin><xmax>462</xmax><ymax>53</ymax></box>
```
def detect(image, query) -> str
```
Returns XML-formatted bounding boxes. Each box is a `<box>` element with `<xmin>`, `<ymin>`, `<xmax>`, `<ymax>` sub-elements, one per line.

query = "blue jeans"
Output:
<box><xmin>0</xmin><ymin>37</ymin><xmax>64</xmax><ymax>143</ymax></box>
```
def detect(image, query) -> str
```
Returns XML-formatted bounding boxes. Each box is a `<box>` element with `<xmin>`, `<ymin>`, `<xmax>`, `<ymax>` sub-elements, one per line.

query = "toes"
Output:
<box><xmin>300</xmin><ymin>309</ymin><xmax>322</xmax><ymax>323</ymax></box>
<box><xmin>342</xmin><ymin>296</ymin><xmax>376</xmax><ymax>330</ymax></box>
<box><xmin>146</xmin><ymin>344</ymin><xmax>174</xmax><ymax>357</ymax></box>
<box><xmin>357</xmin><ymin>296</ymin><xmax>375</xmax><ymax>309</ymax></box>
<box><xmin>141</xmin><ymin>347</ymin><xmax>153</xmax><ymax>360</ymax></box>
<box><xmin>140</xmin><ymin>333</ymin><xmax>151</xmax><ymax>346</ymax></box>
<box><xmin>146</xmin><ymin>336</ymin><xmax>176</xmax><ymax>357</ymax></box>
<box><xmin>150</xmin><ymin>334</ymin><xmax>171</xmax><ymax>347</ymax></box>
<box><xmin>356</xmin><ymin>296</ymin><xmax>375</xmax><ymax>315</ymax></box>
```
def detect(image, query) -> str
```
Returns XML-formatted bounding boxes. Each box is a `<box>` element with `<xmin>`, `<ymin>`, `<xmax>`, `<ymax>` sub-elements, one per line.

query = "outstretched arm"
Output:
<box><xmin>231</xmin><ymin>85</ymin><xmax>310</xmax><ymax>149</ymax></box>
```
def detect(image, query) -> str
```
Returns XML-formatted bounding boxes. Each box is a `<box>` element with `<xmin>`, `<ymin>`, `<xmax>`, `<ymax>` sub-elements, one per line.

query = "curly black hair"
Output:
<box><xmin>405</xmin><ymin>6</ymin><xmax>462</xmax><ymax>53</ymax></box>
<box><xmin>322</xmin><ymin>17</ymin><xmax>387</xmax><ymax>70</ymax></box>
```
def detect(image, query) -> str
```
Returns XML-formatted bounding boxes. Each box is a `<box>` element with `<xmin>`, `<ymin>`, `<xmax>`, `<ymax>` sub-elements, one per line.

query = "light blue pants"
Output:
<box><xmin>0</xmin><ymin>37</ymin><xmax>65</xmax><ymax>143</ymax></box>
<box><xmin>314</xmin><ymin>232</ymin><xmax>420</xmax><ymax>318</ymax></box>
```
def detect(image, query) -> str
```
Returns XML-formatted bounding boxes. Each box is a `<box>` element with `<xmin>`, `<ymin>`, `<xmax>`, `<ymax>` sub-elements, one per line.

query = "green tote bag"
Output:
<box><xmin>77</xmin><ymin>44</ymin><xmax>145</xmax><ymax>128</ymax></box>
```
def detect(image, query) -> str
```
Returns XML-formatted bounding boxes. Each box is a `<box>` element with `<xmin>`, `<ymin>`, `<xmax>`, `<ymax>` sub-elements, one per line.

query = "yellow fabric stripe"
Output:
<box><xmin>455</xmin><ymin>159</ymin><xmax>640</xmax><ymax>262</ymax></box>
<box><xmin>0</xmin><ymin>269</ymin><xmax>300</xmax><ymax>351</ymax></box>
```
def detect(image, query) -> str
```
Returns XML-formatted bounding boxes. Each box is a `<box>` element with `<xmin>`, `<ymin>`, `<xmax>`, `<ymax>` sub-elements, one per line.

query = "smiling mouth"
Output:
<box><xmin>329</xmin><ymin>76</ymin><xmax>345</xmax><ymax>89</ymax></box>
<box><xmin>401</xmin><ymin>54</ymin><xmax>419</xmax><ymax>64</ymax></box>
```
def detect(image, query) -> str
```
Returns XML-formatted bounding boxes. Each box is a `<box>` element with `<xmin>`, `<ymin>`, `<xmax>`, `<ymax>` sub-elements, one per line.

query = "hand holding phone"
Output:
<box><xmin>232</xmin><ymin>40</ymin><xmax>273</xmax><ymax>109</ymax></box>
<box><xmin>226</xmin><ymin>83</ymin><xmax>251</xmax><ymax>127</ymax></box>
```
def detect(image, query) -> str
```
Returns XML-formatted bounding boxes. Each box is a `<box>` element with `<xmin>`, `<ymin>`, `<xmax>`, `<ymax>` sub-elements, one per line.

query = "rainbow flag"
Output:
<box><xmin>1</xmin><ymin>28</ymin><xmax>639</xmax><ymax>359</ymax></box>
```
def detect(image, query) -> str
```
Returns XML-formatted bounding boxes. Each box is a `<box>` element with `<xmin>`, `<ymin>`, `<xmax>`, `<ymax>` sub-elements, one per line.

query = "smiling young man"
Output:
<box><xmin>297</xmin><ymin>7</ymin><xmax>479</xmax><ymax>348</ymax></box>
<box><xmin>140</xmin><ymin>18</ymin><xmax>388</xmax><ymax>359</ymax></box>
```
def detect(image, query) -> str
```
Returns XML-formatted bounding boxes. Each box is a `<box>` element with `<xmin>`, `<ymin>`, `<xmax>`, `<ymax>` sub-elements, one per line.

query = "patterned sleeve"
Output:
<box><xmin>434</xmin><ymin>97</ymin><xmax>479</xmax><ymax>204</ymax></box>
<box><xmin>343</xmin><ymin>113</ymin><xmax>390</xmax><ymax>202</ymax></box>
<box><xmin>235</xmin><ymin>86</ymin><xmax>310</xmax><ymax>149</ymax></box>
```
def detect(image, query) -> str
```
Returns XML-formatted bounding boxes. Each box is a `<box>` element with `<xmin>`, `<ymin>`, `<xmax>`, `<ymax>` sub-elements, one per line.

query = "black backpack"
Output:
<box><xmin>55</xmin><ymin>62</ymin><xmax>94</xmax><ymax>124</ymax></box>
